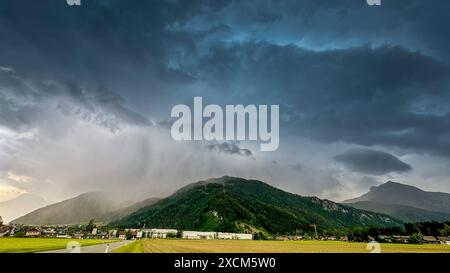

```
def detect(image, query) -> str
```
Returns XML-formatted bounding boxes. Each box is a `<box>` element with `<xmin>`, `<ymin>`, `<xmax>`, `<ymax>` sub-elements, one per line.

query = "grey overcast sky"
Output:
<box><xmin>1</xmin><ymin>0</ymin><xmax>450</xmax><ymax>203</ymax></box>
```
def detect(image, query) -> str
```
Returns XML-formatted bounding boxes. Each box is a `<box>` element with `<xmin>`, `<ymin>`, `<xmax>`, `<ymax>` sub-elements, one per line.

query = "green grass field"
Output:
<box><xmin>0</xmin><ymin>238</ymin><xmax>117</xmax><ymax>253</ymax></box>
<box><xmin>2</xmin><ymin>238</ymin><xmax>449</xmax><ymax>253</ymax></box>
<box><xmin>115</xmin><ymin>239</ymin><xmax>450</xmax><ymax>253</ymax></box>
<box><xmin>113</xmin><ymin>240</ymin><xmax>144</xmax><ymax>253</ymax></box>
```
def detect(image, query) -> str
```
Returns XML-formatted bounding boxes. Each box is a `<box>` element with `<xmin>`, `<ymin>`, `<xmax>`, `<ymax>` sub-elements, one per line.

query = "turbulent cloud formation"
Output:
<box><xmin>334</xmin><ymin>148</ymin><xmax>413</xmax><ymax>175</ymax></box>
<box><xmin>0</xmin><ymin>68</ymin><xmax>151</xmax><ymax>132</ymax></box>
<box><xmin>195</xmin><ymin>43</ymin><xmax>450</xmax><ymax>157</ymax></box>
<box><xmin>0</xmin><ymin>0</ymin><xmax>450</xmax><ymax>205</ymax></box>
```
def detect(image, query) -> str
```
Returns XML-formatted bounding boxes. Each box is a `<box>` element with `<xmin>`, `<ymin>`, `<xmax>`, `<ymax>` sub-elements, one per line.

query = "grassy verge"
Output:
<box><xmin>113</xmin><ymin>240</ymin><xmax>144</xmax><ymax>253</ymax></box>
<box><xmin>0</xmin><ymin>238</ymin><xmax>117</xmax><ymax>253</ymax></box>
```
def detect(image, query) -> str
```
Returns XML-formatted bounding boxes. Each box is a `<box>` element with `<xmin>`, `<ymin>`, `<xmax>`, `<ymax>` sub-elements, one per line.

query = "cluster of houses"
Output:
<box><xmin>271</xmin><ymin>234</ymin><xmax>450</xmax><ymax>244</ymax></box>
<box><xmin>23</xmin><ymin>226</ymin><xmax>111</xmax><ymax>239</ymax></box>
<box><xmin>2</xmin><ymin>215</ymin><xmax>450</xmax><ymax>244</ymax></box>
<box><xmin>378</xmin><ymin>235</ymin><xmax>450</xmax><ymax>245</ymax></box>
<box><xmin>0</xmin><ymin>216</ymin><xmax>253</xmax><ymax>240</ymax></box>
<box><xmin>0</xmin><ymin>216</ymin><xmax>15</xmax><ymax>237</ymax></box>
<box><xmin>274</xmin><ymin>235</ymin><xmax>349</xmax><ymax>241</ymax></box>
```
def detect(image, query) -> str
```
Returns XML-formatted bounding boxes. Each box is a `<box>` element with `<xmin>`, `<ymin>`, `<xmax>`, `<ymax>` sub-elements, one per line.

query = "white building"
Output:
<box><xmin>182</xmin><ymin>231</ymin><xmax>252</xmax><ymax>240</ymax></box>
<box><xmin>109</xmin><ymin>229</ymin><xmax>118</xmax><ymax>237</ymax></box>
<box><xmin>42</xmin><ymin>228</ymin><xmax>56</xmax><ymax>237</ymax></box>
<box><xmin>182</xmin><ymin>231</ymin><xmax>216</xmax><ymax>240</ymax></box>
<box><xmin>145</xmin><ymin>229</ymin><xmax>178</xmax><ymax>238</ymax></box>
<box><xmin>217</xmin><ymin>232</ymin><xmax>252</xmax><ymax>240</ymax></box>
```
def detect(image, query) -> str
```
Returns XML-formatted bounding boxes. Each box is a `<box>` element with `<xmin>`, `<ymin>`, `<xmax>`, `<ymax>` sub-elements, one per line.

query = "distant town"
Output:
<box><xmin>1</xmin><ymin>215</ymin><xmax>449</xmax><ymax>245</ymax></box>
<box><xmin>0</xmin><ymin>216</ymin><xmax>253</xmax><ymax>241</ymax></box>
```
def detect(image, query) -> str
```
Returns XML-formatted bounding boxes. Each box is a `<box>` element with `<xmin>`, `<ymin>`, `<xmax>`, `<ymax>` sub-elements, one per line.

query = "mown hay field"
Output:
<box><xmin>120</xmin><ymin>239</ymin><xmax>450</xmax><ymax>253</ymax></box>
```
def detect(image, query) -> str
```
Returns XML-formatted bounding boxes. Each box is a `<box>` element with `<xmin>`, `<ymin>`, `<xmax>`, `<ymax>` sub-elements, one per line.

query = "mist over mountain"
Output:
<box><xmin>0</xmin><ymin>194</ymin><xmax>48</xmax><ymax>224</ymax></box>
<box><xmin>105</xmin><ymin>197</ymin><xmax>160</xmax><ymax>223</ymax></box>
<box><xmin>344</xmin><ymin>201</ymin><xmax>450</xmax><ymax>223</ymax></box>
<box><xmin>344</xmin><ymin>181</ymin><xmax>450</xmax><ymax>214</ymax></box>
<box><xmin>12</xmin><ymin>192</ymin><xmax>159</xmax><ymax>225</ymax></box>
<box><xmin>112</xmin><ymin>176</ymin><xmax>402</xmax><ymax>234</ymax></box>
<box><xmin>14</xmin><ymin>178</ymin><xmax>449</xmax><ymax>229</ymax></box>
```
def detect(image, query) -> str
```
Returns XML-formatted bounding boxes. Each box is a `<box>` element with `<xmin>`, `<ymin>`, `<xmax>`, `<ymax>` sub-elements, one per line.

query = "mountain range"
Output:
<box><xmin>111</xmin><ymin>176</ymin><xmax>401</xmax><ymax>234</ymax></box>
<box><xmin>12</xmin><ymin>192</ymin><xmax>159</xmax><ymax>225</ymax></box>
<box><xmin>343</xmin><ymin>181</ymin><xmax>450</xmax><ymax>223</ymax></box>
<box><xmin>7</xmin><ymin>177</ymin><xmax>450</xmax><ymax>231</ymax></box>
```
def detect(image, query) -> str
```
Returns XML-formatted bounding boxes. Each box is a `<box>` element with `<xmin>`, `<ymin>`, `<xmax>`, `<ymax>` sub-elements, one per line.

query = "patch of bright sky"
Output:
<box><xmin>0</xmin><ymin>184</ymin><xmax>26</xmax><ymax>202</ymax></box>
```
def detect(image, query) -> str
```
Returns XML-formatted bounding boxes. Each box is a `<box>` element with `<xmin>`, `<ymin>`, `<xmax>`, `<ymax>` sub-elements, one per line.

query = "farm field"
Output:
<box><xmin>115</xmin><ymin>239</ymin><xmax>450</xmax><ymax>253</ymax></box>
<box><xmin>0</xmin><ymin>238</ymin><xmax>117</xmax><ymax>253</ymax></box>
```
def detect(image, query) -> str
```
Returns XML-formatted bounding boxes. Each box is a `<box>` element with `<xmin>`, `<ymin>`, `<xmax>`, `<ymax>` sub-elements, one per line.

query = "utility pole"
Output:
<box><xmin>310</xmin><ymin>224</ymin><xmax>318</xmax><ymax>240</ymax></box>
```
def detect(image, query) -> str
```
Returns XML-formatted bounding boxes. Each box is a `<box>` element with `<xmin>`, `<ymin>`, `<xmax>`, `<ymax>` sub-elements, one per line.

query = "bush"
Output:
<box><xmin>166</xmin><ymin>232</ymin><xmax>178</xmax><ymax>238</ymax></box>
<box><xmin>176</xmin><ymin>230</ymin><xmax>183</xmax><ymax>238</ymax></box>
<box><xmin>13</xmin><ymin>230</ymin><xmax>26</xmax><ymax>238</ymax></box>
<box><xmin>253</xmin><ymin>231</ymin><xmax>267</xmax><ymax>240</ymax></box>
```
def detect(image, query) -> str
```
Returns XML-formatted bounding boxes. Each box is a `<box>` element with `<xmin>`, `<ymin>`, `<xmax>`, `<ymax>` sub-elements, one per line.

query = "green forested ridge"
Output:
<box><xmin>113</xmin><ymin>177</ymin><xmax>402</xmax><ymax>234</ymax></box>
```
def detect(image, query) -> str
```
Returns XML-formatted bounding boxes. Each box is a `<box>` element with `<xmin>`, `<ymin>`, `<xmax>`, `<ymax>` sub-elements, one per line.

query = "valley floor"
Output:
<box><xmin>1</xmin><ymin>238</ymin><xmax>449</xmax><ymax>253</ymax></box>
<box><xmin>115</xmin><ymin>239</ymin><xmax>450</xmax><ymax>253</ymax></box>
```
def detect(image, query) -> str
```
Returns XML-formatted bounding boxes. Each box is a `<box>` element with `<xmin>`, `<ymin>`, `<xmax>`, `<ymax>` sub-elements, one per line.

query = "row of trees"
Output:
<box><xmin>263</xmin><ymin>221</ymin><xmax>450</xmax><ymax>243</ymax></box>
<box><xmin>13</xmin><ymin>219</ymin><xmax>100</xmax><ymax>238</ymax></box>
<box><xmin>323</xmin><ymin>221</ymin><xmax>450</xmax><ymax>242</ymax></box>
<box><xmin>405</xmin><ymin>221</ymin><xmax>450</xmax><ymax>237</ymax></box>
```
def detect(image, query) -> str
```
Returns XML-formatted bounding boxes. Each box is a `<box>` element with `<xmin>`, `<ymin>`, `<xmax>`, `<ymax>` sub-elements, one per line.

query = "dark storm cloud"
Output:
<box><xmin>207</xmin><ymin>142</ymin><xmax>252</xmax><ymax>157</ymax></box>
<box><xmin>7</xmin><ymin>0</ymin><xmax>449</xmax><ymax>87</ymax></box>
<box><xmin>189</xmin><ymin>0</ymin><xmax>450</xmax><ymax>61</ymax></box>
<box><xmin>195</xmin><ymin>42</ymin><xmax>450</xmax><ymax>157</ymax></box>
<box><xmin>2</xmin><ymin>0</ymin><xmax>450</xmax><ymax>200</ymax></box>
<box><xmin>1</xmin><ymin>0</ymin><xmax>449</xmax><ymax>157</ymax></box>
<box><xmin>0</xmin><ymin>0</ymin><xmax>229</xmax><ymax>98</ymax></box>
<box><xmin>334</xmin><ymin>148</ymin><xmax>412</xmax><ymax>175</ymax></box>
<box><xmin>0</xmin><ymin>68</ymin><xmax>150</xmax><ymax>132</ymax></box>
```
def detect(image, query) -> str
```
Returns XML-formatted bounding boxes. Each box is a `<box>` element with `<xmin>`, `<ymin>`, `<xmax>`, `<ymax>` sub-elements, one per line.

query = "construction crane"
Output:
<box><xmin>310</xmin><ymin>224</ymin><xmax>318</xmax><ymax>240</ymax></box>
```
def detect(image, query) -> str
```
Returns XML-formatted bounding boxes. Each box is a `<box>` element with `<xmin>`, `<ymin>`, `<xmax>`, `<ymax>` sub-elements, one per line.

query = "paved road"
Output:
<box><xmin>38</xmin><ymin>240</ymin><xmax>131</xmax><ymax>253</ymax></box>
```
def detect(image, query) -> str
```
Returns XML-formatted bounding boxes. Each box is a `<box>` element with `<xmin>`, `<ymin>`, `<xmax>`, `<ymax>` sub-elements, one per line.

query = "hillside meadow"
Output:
<box><xmin>114</xmin><ymin>239</ymin><xmax>450</xmax><ymax>253</ymax></box>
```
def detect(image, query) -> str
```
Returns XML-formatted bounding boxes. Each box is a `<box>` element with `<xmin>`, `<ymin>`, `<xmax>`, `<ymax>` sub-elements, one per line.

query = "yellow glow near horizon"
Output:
<box><xmin>0</xmin><ymin>184</ymin><xmax>27</xmax><ymax>202</ymax></box>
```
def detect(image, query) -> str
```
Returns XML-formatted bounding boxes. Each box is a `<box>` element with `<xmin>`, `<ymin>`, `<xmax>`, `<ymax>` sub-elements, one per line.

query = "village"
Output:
<box><xmin>0</xmin><ymin>215</ymin><xmax>254</xmax><ymax>241</ymax></box>
<box><xmin>1</xmin><ymin>215</ymin><xmax>450</xmax><ymax>245</ymax></box>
